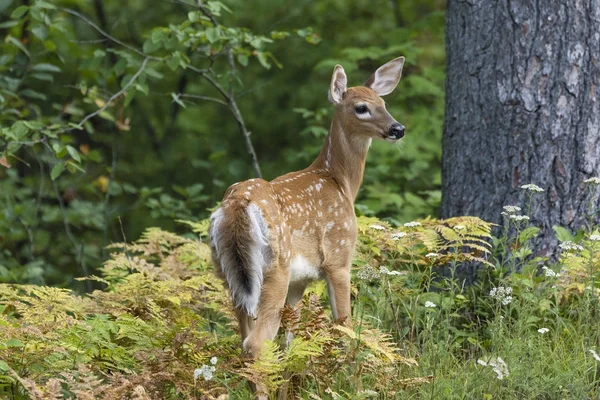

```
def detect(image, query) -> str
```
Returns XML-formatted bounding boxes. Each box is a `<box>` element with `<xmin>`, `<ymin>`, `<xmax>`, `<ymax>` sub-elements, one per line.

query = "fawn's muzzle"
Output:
<box><xmin>388</xmin><ymin>123</ymin><xmax>405</xmax><ymax>139</ymax></box>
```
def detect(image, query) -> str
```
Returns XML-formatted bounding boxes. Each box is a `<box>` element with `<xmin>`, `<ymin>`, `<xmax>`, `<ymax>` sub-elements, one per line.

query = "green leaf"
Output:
<box><xmin>66</xmin><ymin>145</ymin><xmax>81</xmax><ymax>163</ymax></box>
<box><xmin>22</xmin><ymin>120</ymin><xmax>43</xmax><ymax>130</ymax></box>
<box><xmin>271</xmin><ymin>31</ymin><xmax>289</xmax><ymax>40</ymax></box>
<box><xmin>50</xmin><ymin>161</ymin><xmax>65</xmax><ymax>180</ymax></box>
<box><xmin>188</xmin><ymin>11</ymin><xmax>201</xmax><ymax>22</ymax></box>
<box><xmin>11</xmin><ymin>121</ymin><xmax>29</xmax><ymax>139</ymax></box>
<box><xmin>519</xmin><ymin>226</ymin><xmax>540</xmax><ymax>244</ymax></box>
<box><xmin>6</xmin><ymin>338</ymin><xmax>23</xmax><ymax>348</ymax></box>
<box><xmin>553</xmin><ymin>226</ymin><xmax>573</xmax><ymax>242</ymax></box>
<box><xmin>34</xmin><ymin>1</ymin><xmax>55</xmax><ymax>9</ymax></box>
<box><xmin>31</xmin><ymin>72</ymin><xmax>53</xmax><ymax>82</ymax></box>
<box><xmin>20</xmin><ymin>88</ymin><xmax>46</xmax><ymax>100</ymax></box>
<box><xmin>0</xmin><ymin>20</ymin><xmax>18</xmax><ymax>28</ymax></box>
<box><xmin>0</xmin><ymin>360</ymin><xmax>9</xmax><ymax>372</ymax></box>
<box><xmin>66</xmin><ymin>160</ymin><xmax>85</xmax><ymax>173</ymax></box>
<box><xmin>31</xmin><ymin>25</ymin><xmax>48</xmax><ymax>39</ymax></box>
<box><xmin>143</xmin><ymin>38</ymin><xmax>161</xmax><ymax>53</ymax></box>
<box><xmin>166</xmin><ymin>52</ymin><xmax>181</xmax><ymax>71</ymax></box>
<box><xmin>151</xmin><ymin>28</ymin><xmax>166</xmax><ymax>43</ymax></box>
<box><xmin>32</xmin><ymin>63</ymin><xmax>60</xmax><ymax>73</ymax></box>
<box><xmin>6</xmin><ymin>35</ymin><xmax>30</xmax><ymax>57</ymax></box>
<box><xmin>43</xmin><ymin>40</ymin><xmax>56</xmax><ymax>52</ymax></box>
<box><xmin>205</xmin><ymin>27</ymin><xmax>220</xmax><ymax>43</ymax></box>
<box><xmin>10</xmin><ymin>5</ymin><xmax>28</xmax><ymax>19</ymax></box>
<box><xmin>237</xmin><ymin>54</ymin><xmax>248</xmax><ymax>67</ymax></box>
<box><xmin>256</xmin><ymin>51</ymin><xmax>271</xmax><ymax>69</ymax></box>
<box><xmin>296</xmin><ymin>27</ymin><xmax>312</xmax><ymax>38</ymax></box>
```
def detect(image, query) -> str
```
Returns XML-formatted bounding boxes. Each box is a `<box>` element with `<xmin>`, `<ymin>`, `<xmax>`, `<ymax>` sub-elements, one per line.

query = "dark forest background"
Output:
<box><xmin>0</xmin><ymin>0</ymin><xmax>446</xmax><ymax>288</ymax></box>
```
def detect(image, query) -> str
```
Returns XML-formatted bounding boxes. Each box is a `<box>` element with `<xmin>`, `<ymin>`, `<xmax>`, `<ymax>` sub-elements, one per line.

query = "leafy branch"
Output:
<box><xmin>58</xmin><ymin>4</ymin><xmax>263</xmax><ymax>177</ymax></box>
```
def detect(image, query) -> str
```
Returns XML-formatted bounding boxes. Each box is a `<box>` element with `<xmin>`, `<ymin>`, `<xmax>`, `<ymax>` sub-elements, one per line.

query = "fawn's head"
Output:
<box><xmin>328</xmin><ymin>57</ymin><xmax>405</xmax><ymax>142</ymax></box>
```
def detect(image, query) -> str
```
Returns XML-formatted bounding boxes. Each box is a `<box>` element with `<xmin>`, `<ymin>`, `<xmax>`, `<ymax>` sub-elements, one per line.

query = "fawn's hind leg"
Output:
<box><xmin>234</xmin><ymin>307</ymin><xmax>255</xmax><ymax>345</ymax></box>
<box><xmin>242</xmin><ymin>265</ymin><xmax>290</xmax><ymax>358</ymax></box>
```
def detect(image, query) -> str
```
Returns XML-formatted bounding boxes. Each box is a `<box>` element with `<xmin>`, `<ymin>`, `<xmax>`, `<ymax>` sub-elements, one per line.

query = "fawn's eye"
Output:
<box><xmin>355</xmin><ymin>105</ymin><xmax>368</xmax><ymax>114</ymax></box>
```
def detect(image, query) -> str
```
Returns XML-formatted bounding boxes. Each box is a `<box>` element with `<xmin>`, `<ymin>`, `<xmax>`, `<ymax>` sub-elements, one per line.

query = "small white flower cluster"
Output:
<box><xmin>391</xmin><ymin>232</ymin><xmax>407</xmax><ymax>240</ymax></box>
<box><xmin>379</xmin><ymin>266</ymin><xmax>403</xmax><ymax>276</ymax></box>
<box><xmin>509</xmin><ymin>215</ymin><xmax>530</xmax><ymax>222</ymax></box>
<box><xmin>404</xmin><ymin>221</ymin><xmax>421</xmax><ymax>227</ymax></box>
<box><xmin>559</xmin><ymin>241</ymin><xmax>584</xmax><ymax>252</ymax></box>
<box><xmin>521</xmin><ymin>183</ymin><xmax>544</xmax><ymax>193</ymax></box>
<box><xmin>454</xmin><ymin>225</ymin><xmax>465</xmax><ymax>230</ymax></box>
<box><xmin>477</xmin><ymin>357</ymin><xmax>509</xmax><ymax>380</ymax></box>
<box><xmin>425</xmin><ymin>253</ymin><xmax>439</xmax><ymax>259</ymax></box>
<box><xmin>542</xmin><ymin>266</ymin><xmax>560</xmax><ymax>278</ymax></box>
<box><xmin>357</xmin><ymin>265</ymin><xmax>380</xmax><ymax>281</ymax></box>
<box><xmin>589</xmin><ymin>234</ymin><xmax>600</xmax><ymax>241</ymax></box>
<box><xmin>537</xmin><ymin>327</ymin><xmax>549</xmax><ymax>334</ymax></box>
<box><xmin>503</xmin><ymin>205</ymin><xmax>522</xmax><ymax>214</ymax></box>
<box><xmin>194</xmin><ymin>357</ymin><xmax>218</xmax><ymax>381</ymax></box>
<box><xmin>424</xmin><ymin>301</ymin><xmax>437</xmax><ymax>308</ymax></box>
<box><xmin>584</xmin><ymin>177</ymin><xmax>600</xmax><ymax>185</ymax></box>
<box><xmin>369</xmin><ymin>224</ymin><xmax>386</xmax><ymax>231</ymax></box>
<box><xmin>589</xmin><ymin>349</ymin><xmax>600</xmax><ymax>362</ymax></box>
<box><xmin>356</xmin><ymin>389</ymin><xmax>379</xmax><ymax>398</ymax></box>
<box><xmin>501</xmin><ymin>205</ymin><xmax>529</xmax><ymax>221</ymax></box>
<box><xmin>490</xmin><ymin>286</ymin><xmax>513</xmax><ymax>305</ymax></box>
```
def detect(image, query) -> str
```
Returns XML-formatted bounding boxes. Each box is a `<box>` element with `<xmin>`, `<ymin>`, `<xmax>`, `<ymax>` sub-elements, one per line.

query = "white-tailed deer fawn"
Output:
<box><xmin>209</xmin><ymin>57</ymin><xmax>405</xmax><ymax>357</ymax></box>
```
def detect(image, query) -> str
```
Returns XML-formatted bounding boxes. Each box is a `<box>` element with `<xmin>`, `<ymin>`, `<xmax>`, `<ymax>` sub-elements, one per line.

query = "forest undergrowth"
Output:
<box><xmin>1</xmin><ymin>181</ymin><xmax>600</xmax><ymax>399</ymax></box>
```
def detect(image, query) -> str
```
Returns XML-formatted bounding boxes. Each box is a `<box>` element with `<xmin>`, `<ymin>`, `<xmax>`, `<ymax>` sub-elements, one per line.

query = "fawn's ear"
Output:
<box><xmin>363</xmin><ymin>56</ymin><xmax>405</xmax><ymax>96</ymax></box>
<box><xmin>328</xmin><ymin>64</ymin><xmax>347</xmax><ymax>104</ymax></box>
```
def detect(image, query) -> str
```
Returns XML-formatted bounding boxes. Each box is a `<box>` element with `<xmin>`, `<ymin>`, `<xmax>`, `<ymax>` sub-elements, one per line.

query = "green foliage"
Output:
<box><xmin>2</xmin><ymin>195</ymin><xmax>600</xmax><ymax>398</ymax></box>
<box><xmin>0</xmin><ymin>216</ymin><xmax>430</xmax><ymax>398</ymax></box>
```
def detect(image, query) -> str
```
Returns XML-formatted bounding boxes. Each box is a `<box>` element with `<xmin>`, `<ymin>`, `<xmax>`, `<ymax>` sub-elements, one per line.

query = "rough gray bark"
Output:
<box><xmin>442</xmin><ymin>0</ymin><xmax>600</xmax><ymax>257</ymax></box>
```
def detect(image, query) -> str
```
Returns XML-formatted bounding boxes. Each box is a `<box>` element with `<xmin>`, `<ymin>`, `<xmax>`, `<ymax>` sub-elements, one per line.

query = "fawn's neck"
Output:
<box><xmin>311</xmin><ymin>113</ymin><xmax>371</xmax><ymax>201</ymax></box>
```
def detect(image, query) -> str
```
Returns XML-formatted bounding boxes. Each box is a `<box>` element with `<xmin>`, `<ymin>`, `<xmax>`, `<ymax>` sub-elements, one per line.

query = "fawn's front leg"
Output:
<box><xmin>324</xmin><ymin>257</ymin><xmax>352</xmax><ymax>323</ymax></box>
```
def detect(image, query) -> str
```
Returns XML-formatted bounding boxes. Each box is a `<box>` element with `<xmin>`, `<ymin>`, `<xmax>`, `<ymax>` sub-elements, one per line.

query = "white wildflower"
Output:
<box><xmin>537</xmin><ymin>327</ymin><xmax>549</xmax><ymax>334</ymax></box>
<box><xmin>357</xmin><ymin>389</ymin><xmax>379</xmax><ymax>398</ymax></box>
<box><xmin>542</xmin><ymin>266</ymin><xmax>560</xmax><ymax>277</ymax></box>
<box><xmin>391</xmin><ymin>232</ymin><xmax>407</xmax><ymax>240</ymax></box>
<box><xmin>369</xmin><ymin>224</ymin><xmax>386</xmax><ymax>231</ymax></box>
<box><xmin>454</xmin><ymin>225</ymin><xmax>465</xmax><ymax>230</ymax></box>
<box><xmin>503</xmin><ymin>205</ymin><xmax>522</xmax><ymax>214</ymax></box>
<box><xmin>194</xmin><ymin>364</ymin><xmax>216</xmax><ymax>381</ymax></box>
<box><xmin>521</xmin><ymin>183</ymin><xmax>544</xmax><ymax>192</ymax></box>
<box><xmin>589</xmin><ymin>349</ymin><xmax>600</xmax><ymax>362</ymax></box>
<box><xmin>357</xmin><ymin>265</ymin><xmax>380</xmax><ymax>281</ymax></box>
<box><xmin>509</xmin><ymin>215</ymin><xmax>530</xmax><ymax>222</ymax></box>
<box><xmin>584</xmin><ymin>177</ymin><xmax>600</xmax><ymax>185</ymax></box>
<box><xmin>490</xmin><ymin>286</ymin><xmax>513</xmax><ymax>305</ymax></box>
<box><xmin>424</xmin><ymin>301</ymin><xmax>437</xmax><ymax>308</ymax></box>
<box><xmin>559</xmin><ymin>241</ymin><xmax>584</xmax><ymax>251</ymax></box>
<box><xmin>489</xmin><ymin>357</ymin><xmax>509</xmax><ymax>380</ymax></box>
<box><xmin>210</xmin><ymin>356</ymin><xmax>218</xmax><ymax>365</ymax></box>
<box><xmin>425</xmin><ymin>253</ymin><xmax>439</xmax><ymax>258</ymax></box>
<box><xmin>379</xmin><ymin>266</ymin><xmax>403</xmax><ymax>276</ymax></box>
<box><xmin>477</xmin><ymin>357</ymin><xmax>509</xmax><ymax>380</ymax></box>
<box><xmin>404</xmin><ymin>221</ymin><xmax>421</xmax><ymax>227</ymax></box>
<box><xmin>589</xmin><ymin>234</ymin><xmax>600</xmax><ymax>241</ymax></box>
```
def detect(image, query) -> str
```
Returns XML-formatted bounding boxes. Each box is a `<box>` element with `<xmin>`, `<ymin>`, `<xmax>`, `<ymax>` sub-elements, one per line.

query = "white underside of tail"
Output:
<box><xmin>210</xmin><ymin>203</ymin><xmax>270</xmax><ymax>317</ymax></box>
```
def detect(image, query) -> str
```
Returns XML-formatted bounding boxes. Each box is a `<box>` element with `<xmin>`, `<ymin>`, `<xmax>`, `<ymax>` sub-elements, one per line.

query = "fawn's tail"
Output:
<box><xmin>209</xmin><ymin>201</ymin><xmax>270</xmax><ymax>317</ymax></box>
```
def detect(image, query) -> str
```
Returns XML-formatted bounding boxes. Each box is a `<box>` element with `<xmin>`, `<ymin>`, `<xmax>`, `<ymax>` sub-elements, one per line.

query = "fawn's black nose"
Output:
<box><xmin>389</xmin><ymin>123</ymin><xmax>405</xmax><ymax>139</ymax></box>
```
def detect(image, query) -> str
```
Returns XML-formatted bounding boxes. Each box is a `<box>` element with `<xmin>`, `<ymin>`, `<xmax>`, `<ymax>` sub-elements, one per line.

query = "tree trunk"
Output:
<box><xmin>442</xmin><ymin>0</ymin><xmax>600</xmax><ymax>257</ymax></box>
